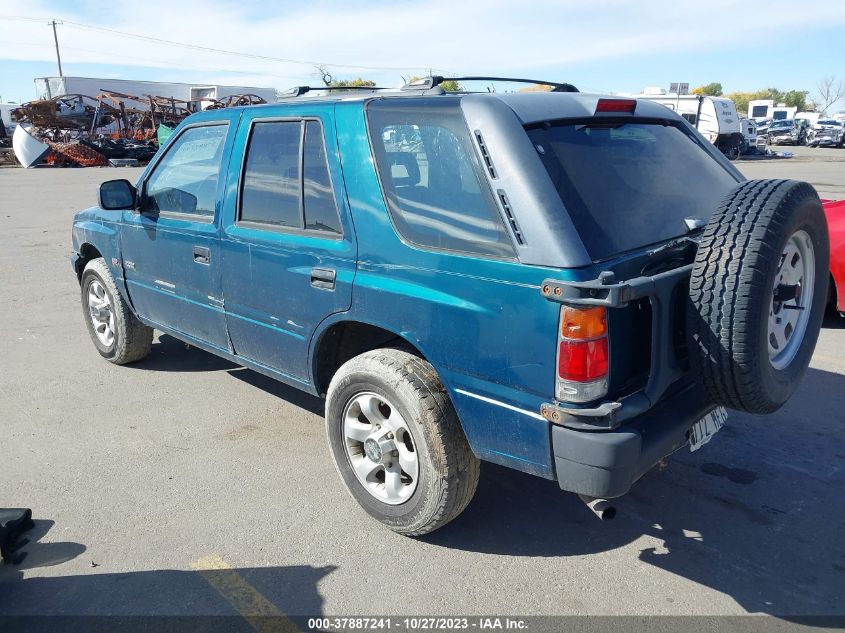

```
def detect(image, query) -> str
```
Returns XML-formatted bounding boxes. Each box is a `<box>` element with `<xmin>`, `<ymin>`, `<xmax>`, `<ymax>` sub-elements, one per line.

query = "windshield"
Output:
<box><xmin>527</xmin><ymin>120</ymin><xmax>738</xmax><ymax>260</ymax></box>
<box><xmin>818</xmin><ymin>120</ymin><xmax>839</xmax><ymax>126</ymax></box>
<box><xmin>770</xmin><ymin>121</ymin><xmax>792</xmax><ymax>129</ymax></box>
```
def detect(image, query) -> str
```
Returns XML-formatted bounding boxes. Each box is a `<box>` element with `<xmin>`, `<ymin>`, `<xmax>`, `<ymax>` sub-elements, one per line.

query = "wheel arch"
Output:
<box><xmin>74</xmin><ymin>242</ymin><xmax>103</xmax><ymax>281</ymax></box>
<box><xmin>310</xmin><ymin>318</ymin><xmax>428</xmax><ymax>397</ymax></box>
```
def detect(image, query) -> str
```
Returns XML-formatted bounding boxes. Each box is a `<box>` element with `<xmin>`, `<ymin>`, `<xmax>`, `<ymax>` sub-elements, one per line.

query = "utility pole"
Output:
<box><xmin>49</xmin><ymin>20</ymin><xmax>63</xmax><ymax>77</ymax></box>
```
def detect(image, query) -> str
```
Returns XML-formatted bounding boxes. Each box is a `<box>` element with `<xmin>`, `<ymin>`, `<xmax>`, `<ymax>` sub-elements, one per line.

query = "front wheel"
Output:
<box><xmin>81</xmin><ymin>258</ymin><xmax>153</xmax><ymax>364</ymax></box>
<box><xmin>325</xmin><ymin>348</ymin><xmax>480</xmax><ymax>536</ymax></box>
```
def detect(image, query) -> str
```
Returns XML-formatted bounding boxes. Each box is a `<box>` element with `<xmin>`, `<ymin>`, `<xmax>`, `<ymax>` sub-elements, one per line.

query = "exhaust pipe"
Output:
<box><xmin>578</xmin><ymin>495</ymin><xmax>617</xmax><ymax>521</ymax></box>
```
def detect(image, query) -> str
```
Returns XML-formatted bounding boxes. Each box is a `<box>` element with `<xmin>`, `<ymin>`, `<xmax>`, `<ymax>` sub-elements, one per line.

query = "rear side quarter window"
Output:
<box><xmin>367</xmin><ymin>99</ymin><xmax>515</xmax><ymax>259</ymax></box>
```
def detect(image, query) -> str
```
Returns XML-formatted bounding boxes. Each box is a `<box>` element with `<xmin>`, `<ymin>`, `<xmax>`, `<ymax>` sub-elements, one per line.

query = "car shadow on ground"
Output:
<box><xmin>128</xmin><ymin>334</ymin><xmax>325</xmax><ymax>415</ymax></box>
<box><xmin>107</xmin><ymin>332</ymin><xmax>843</xmax><ymax>617</ymax></box>
<box><xmin>131</xmin><ymin>334</ymin><xmax>239</xmax><ymax>373</ymax></box>
<box><xmin>423</xmin><ymin>366</ymin><xmax>845</xmax><ymax>617</ymax></box>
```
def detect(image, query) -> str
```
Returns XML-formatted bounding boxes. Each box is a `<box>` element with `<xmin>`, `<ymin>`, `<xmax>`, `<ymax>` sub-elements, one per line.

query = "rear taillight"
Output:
<box><xmin>556</xmin><ymin>305</ymin><xmax>609</xmax><ymax>403</ymax></box>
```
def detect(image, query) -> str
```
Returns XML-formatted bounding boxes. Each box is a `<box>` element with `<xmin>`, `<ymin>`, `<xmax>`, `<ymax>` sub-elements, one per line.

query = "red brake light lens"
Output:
<box><xmin>595</xmin><ymin>98</ymin><xmax>637</xmax><ymax>114</ymax></box>
<box><xmin>558</xmin><ymin>339</ymin><xmax>609</xmax><ymax>382</ymax></box>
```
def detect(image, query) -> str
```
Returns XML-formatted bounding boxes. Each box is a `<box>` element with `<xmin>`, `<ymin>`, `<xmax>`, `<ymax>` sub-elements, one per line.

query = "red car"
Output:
<box><xmin>824</xmin><ymin>199</ymin><xmax>845</xmax><ymax>315</ymax></box>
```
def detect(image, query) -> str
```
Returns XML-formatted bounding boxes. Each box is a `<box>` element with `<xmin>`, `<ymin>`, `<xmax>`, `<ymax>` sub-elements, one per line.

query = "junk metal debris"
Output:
<box><xmin>10</xmin><ymin>91</ymin><xmax>267</xmax><ymax>168</ymax></box>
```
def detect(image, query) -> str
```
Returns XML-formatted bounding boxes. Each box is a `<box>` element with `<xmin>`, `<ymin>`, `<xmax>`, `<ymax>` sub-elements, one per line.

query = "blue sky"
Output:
<box><xmin>1</xmin><ymin>0</ymin><xmax>844</xmax><ymax>110</ymax></box>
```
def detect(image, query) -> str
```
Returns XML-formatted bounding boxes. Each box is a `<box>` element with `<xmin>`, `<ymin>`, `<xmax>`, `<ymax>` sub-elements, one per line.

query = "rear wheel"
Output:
<box><xmin>325</xmin><ymin>348</ymin><xmax>479</xmax><ymax>536</ymax></box>
<box><xmin>81</xmin><ymin>258</ymin><xmax>153</xmax><ymax>364</ymax></box>
<box><xmin>688</xmin><ymin>179</ymin><xmax>829</xmax><ymax>413</ymax></box>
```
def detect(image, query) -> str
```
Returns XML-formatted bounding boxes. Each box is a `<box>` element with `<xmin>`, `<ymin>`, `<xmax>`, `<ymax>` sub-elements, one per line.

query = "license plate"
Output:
<box><xmin>689</xmin><ymin>407</ymin><xmax>728</xmax><ymax>452</ymax></box>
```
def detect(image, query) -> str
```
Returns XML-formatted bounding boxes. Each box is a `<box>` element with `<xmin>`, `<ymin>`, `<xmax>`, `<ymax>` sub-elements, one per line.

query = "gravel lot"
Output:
<box><xmin>1</xmin><ymin>147</ymin><xmax>844</xmax><ymax>623</ymax></box>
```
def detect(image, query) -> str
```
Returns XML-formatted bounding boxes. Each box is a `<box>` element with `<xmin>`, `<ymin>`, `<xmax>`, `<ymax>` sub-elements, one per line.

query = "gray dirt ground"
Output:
<box><xmin>1</xmin><ymin>148</ymin><xmax>844</xmax><ymax>621</ymax></box>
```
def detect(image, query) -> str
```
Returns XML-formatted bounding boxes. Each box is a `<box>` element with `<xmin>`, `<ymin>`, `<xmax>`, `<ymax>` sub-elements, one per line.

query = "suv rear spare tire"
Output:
<box><xmin>688</xmin><ymin>179</ymin><xmax>829</xmax><ymax>414</ymax></box>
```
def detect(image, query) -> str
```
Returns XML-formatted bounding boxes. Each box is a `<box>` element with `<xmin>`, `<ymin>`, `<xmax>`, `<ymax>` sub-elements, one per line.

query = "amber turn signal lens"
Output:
<box><xmin>560</xmin><ymin>306</ymin><xmax>607</xmax><ymax>340</ymax></box>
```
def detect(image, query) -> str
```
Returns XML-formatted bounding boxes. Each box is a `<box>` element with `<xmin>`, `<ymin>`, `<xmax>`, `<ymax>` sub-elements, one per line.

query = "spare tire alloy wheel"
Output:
<box><xmin>688</xmin><ymin>179</ymin><xmax>829</xmax><ymax>414</ymax></box>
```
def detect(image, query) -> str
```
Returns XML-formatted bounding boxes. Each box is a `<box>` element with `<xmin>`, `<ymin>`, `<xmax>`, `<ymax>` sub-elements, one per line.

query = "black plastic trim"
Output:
<box><xmin>552</xmin><ymin>384</ymin><xmax>714</xmax><ymax>498</ymax></box>
<box><xmin>541</xmin><ymin>263</ymin><xmax>693</xmax><ymax>428</ymax></box>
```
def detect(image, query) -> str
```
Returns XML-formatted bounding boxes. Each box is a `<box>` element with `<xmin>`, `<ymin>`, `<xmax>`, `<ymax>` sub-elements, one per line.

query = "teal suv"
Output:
<box><xmin>72</xmin><ymin>77</ymin><xmax>829</xmax><ymax>534</ymax></box>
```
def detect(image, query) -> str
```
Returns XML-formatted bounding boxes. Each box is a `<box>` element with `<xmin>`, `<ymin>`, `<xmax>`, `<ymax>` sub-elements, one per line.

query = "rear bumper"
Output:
<box><xmin>552</xmin><ymin>383</ymin><xmax>715</xmax><ymax>498</ymax></box>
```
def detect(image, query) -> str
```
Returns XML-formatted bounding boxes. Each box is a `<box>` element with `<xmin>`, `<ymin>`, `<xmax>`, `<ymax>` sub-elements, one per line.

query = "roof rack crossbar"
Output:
<box><xmin>401</xmin><ymin>76</ymin><xmax>579</xmax><ymax>93</ymax></box>
<box><xmin>279</xmin><ymin>85</ymin><xmax>390</xmax><ymax>97</ymax></box>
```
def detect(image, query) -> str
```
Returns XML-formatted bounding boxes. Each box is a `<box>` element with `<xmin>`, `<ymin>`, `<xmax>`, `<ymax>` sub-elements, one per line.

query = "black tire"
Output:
<box><xmin>325</xmin><ymin>348</ymin><xmax>480</xmax><ymax>536</ymax></box>
<box><xmin>688</xmin><ymin>179</ymin><xmax>829</xmax><ymax>414</ymax></box>
<box><xmin>81</xmin><ymin>258</ymin><xmax>153</xmax><ymax>364</ymax></box>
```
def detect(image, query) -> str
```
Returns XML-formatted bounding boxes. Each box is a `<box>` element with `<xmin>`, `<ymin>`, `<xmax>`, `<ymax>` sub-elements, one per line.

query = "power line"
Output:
<box><xmin>0</xmin><ymin>39</ymin><xmax>303</xmax><ymax>80</ymax></box>
<box><xmin>0</xmin><ymin>14</ymin><xmax>456</xmax><ymax>75</ymax></box>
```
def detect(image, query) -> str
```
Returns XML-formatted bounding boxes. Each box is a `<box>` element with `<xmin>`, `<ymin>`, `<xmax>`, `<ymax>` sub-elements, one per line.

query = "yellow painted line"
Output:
<box><xmin>191</xmin><ymin>553</ymin><xmax>300</xmax><ymax>633</ymax></box>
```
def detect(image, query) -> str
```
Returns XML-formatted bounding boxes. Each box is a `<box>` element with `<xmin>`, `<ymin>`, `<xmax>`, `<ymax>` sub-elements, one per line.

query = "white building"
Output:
<box><xmin>33</xmin><ymin>76</ymin><xmax>278</xmax><ymax>109</ymax></box>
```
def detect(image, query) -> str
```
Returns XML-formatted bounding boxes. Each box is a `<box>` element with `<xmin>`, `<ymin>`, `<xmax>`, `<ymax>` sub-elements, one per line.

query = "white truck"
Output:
<box><xmin>632</xmin><ymin>88</ymin><xmax>744</xmax><ymax>159</ymax></box>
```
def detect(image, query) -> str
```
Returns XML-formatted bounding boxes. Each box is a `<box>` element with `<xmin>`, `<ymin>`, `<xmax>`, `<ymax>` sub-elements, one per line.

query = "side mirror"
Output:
<box><xmin>98</xmin><ymin>179</ymin><xmax>137</xmax><ymax>210</ymax></box>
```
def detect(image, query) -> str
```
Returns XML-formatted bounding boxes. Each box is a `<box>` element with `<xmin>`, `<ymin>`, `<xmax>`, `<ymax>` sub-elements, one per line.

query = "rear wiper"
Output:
<box><xmin>575</xmin><ymin>123</ymin><xmax>625</xmax><ymax>131</ymax></box>
<box><xmin>646</xmin><ymin>236</ymin><xmax>698</xmax><ymax>258</ymax></box>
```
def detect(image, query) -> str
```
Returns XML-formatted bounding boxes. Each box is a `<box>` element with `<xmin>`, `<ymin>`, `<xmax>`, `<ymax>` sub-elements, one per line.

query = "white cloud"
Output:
<box><xmin>2</xmin><ymin>0</ymin><xmax>845</xmax><ymax>91</ymax></box>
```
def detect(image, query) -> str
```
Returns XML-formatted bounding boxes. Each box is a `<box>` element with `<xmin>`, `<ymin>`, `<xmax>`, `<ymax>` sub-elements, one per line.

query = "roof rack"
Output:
<box><xmin>279</xmin><ymin>85</ymin><xmax>390</xmax><ymax>98</ymax></box>
<box><xmin>401</xmin><ymin>76</ymin><xmax>579</xmax><ymax>93</ymax></box>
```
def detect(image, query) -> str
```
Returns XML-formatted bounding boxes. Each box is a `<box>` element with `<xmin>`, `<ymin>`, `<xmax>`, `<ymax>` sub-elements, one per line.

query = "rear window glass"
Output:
<box><xmin>367</xmin><ymin>99</ymin><xmax>515</xmax><ymax>259</ymax></box>
<box><xmin>527</xmin><ymin>121</ymin><xmax>738</xmax><ymax>260</ymax></box>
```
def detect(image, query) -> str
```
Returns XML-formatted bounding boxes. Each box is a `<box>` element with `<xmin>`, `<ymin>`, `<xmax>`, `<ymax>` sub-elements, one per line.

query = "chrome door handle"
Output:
<box><xmin>193</xmin><ymin>246</ymin><xmax>210</xmax><ymax>265</ymax></box>
<box><xmin>310</xmin><ymin>267</ymin><xmax>336</xmax><ymax>290</ymax></box>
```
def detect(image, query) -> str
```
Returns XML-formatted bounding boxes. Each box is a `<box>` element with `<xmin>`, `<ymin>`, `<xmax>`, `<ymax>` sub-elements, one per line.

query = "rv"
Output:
<box><xmin>632</xmin><ymin>88</ymin><xmax>743</xmax><ymax>159</ymax></box>
<box><xmin>748</xmin><ymin>99</ymin><xmax>797</xmax><ymax>122</ymax></box>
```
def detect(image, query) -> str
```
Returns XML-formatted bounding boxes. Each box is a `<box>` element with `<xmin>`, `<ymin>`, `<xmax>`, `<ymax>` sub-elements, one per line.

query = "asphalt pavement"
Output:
<box><xmin>1</xmin><ymin>151</ymin><xmax>844</xmax><ymax>623</ymax></box>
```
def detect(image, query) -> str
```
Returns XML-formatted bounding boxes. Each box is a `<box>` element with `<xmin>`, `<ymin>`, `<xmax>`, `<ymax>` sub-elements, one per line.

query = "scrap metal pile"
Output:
<box><xmin>10</xmin><ymin>91</ymin><xmax>267</xmax><ymax>168</ymax></box>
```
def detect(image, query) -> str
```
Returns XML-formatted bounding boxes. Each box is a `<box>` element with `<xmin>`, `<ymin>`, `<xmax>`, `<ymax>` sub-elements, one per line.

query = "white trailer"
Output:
<box><xmin>748</xmin><ymin>99</ymin><xmax>797</xmax><ymax>122</ymax></box>
<box><xmin>32</xmin><ymin>77</ymin><xmax>278</xmax><ymax>110</ymax></box>
<box><xmin>631</xmin><ymin>89</ymin><xmax>744</xmax><ymax>159</ymax></box>
<box><xmin>0</xmin><ymin>102</ymin><xmax>19</xmax><ymax>133</ymax></box>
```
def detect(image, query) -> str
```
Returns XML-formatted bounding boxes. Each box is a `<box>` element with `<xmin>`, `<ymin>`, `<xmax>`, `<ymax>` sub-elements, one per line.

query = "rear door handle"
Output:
<box><xmin>193</xmin><ymin>246</ymin><xmax>210</xmax><ymax>265</ymax></box>
<box><xmin>310</xmin><ymin>267</ymin><xmax>336</xmax><ymax>290</ymax></box>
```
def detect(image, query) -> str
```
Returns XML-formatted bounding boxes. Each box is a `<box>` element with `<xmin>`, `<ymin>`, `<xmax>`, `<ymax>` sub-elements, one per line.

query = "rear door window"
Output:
<box><xmin>527</xmin><ymin>121</ymin><xmax>738</xmax><ymax>260</ymax></box>
<box><xmin>240</xmin><ymin>121</ymin><xmax>302</xmax><ymax>228</ymax></box>
<box><xmin>367</xmin><ymin>99</ymin><xmax>515</xmax><ymax>259</ymax></box>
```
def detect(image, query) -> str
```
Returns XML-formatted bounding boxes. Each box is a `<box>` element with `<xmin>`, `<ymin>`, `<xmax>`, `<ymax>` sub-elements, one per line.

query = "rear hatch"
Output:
<box><xmin>524</xmin><ymin>107</ymin><xmax>740</xmax><ymax>427</ymax></box>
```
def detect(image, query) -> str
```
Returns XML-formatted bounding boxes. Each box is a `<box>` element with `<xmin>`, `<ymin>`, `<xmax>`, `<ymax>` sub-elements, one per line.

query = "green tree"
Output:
<box><xmin>725</xmin><ymin>87</ymin><xmax>812</xmax><ymax>116</ymax></box>
<box><xmin>330</xmin><ymin>77</ymin><xmax>377</xmax><ymax>88</ymax></box>
<box><xmin>724</xmin><ymin>91</ymin><xmax>754</xmax><ymax>115</ymax></box>
<box><xmin>691</xmin><ymin>82</ymin><xmax>723</xmax><ymax>96</ymax></box>
<box><xmin>439</xmin><ymin>79</ymin><xmax>463</xmax><ymax>92</ymax></box>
